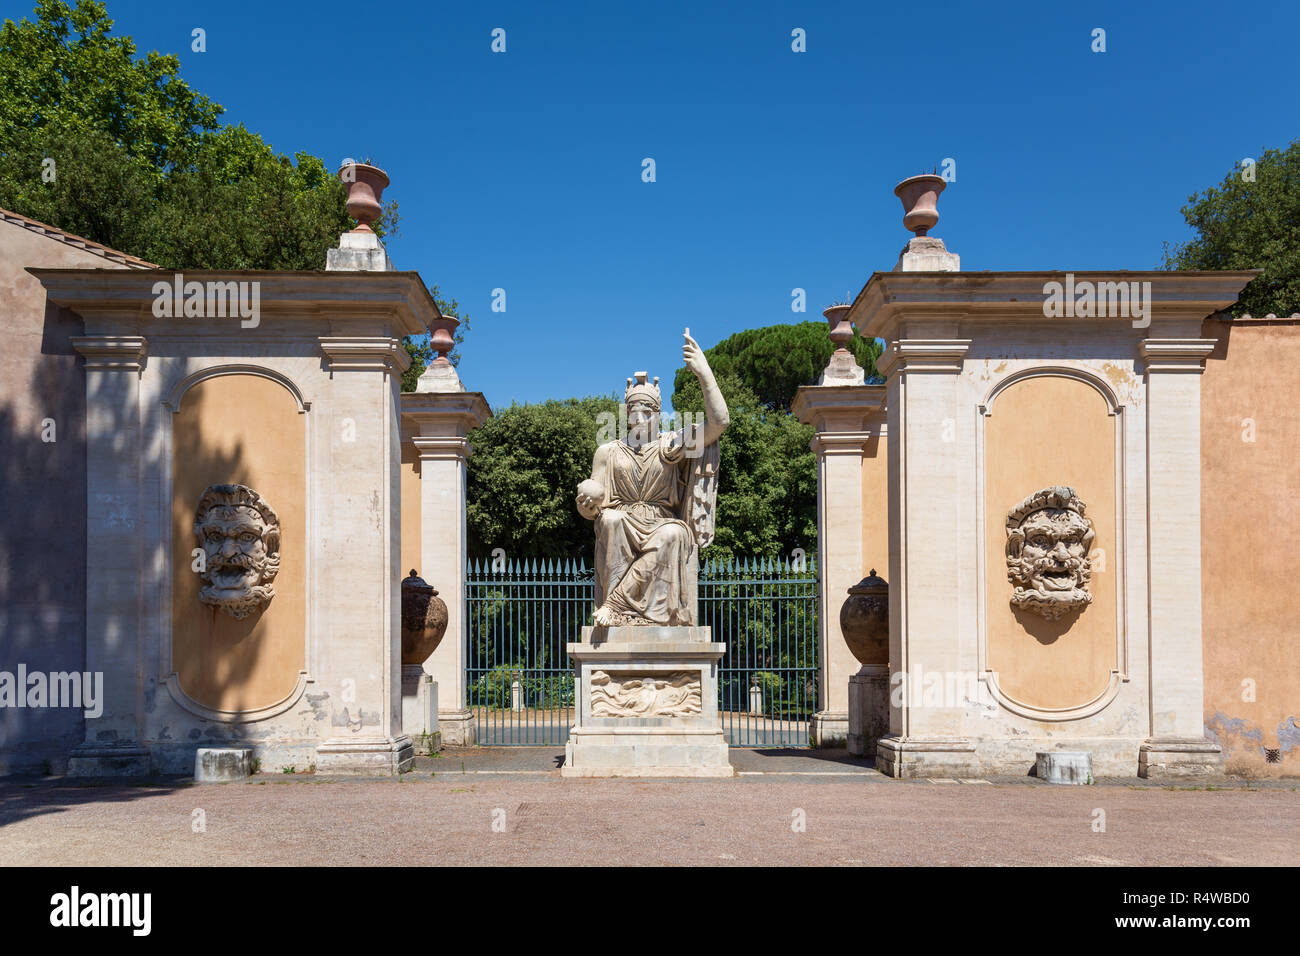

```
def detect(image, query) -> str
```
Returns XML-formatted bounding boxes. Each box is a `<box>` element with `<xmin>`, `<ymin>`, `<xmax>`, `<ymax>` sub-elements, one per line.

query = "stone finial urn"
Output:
<box><xmin>894</xmin><ymin>174</ymin><xmax>946</xmax><ymax>237</ymax></box>
<box><xmin>338</xmin><ymin>162</ymin><xmax>390</xmax><ymax>233</ymax></box>
<box><xmin>840</xmin><ymin>569</ymin><xmax>889</xmax><ymax>668</ymax></box>
<box><xmin>401</xmin><ymin>570</ymin><xmax>448</xmax><ymax>665</ymax></box>
<box><xmin>428</xmin><ymin>315</ymin><xmax>459</xmax><ymax>366</ymax></box>
<box><xmin>823</xmin><ymin>304</ymin><xmax>854</xmax><ymax>351</ymax></box>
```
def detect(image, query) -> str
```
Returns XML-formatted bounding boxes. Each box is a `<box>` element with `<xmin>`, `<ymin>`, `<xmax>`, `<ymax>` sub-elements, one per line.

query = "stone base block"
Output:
<box><xmin>817</xmin><ymin>350</ymin><xmax>866</xmax><ymax>386</ymax></box>
<box><xmin>811</xmin><ymin>710</ymin><xmax>849</xmax><ymax>748</ymax></box>
<box><xmin>1036</xmin><ymin>750</ymin><xmax>1093</xmax><ymax>785</ymax></box>
<box><xmin>1139</xmin><ymin>738</ymin><xmax>1224</xmax><ymax>780</ymax></box>
<box><xmin>563</xmin><ymin>625</ymin><xmax>733</xmax><ymax>778</ymax></box>
<box><xmin>195</xmin><ymin>747</ymin><xmax>253</xmax><ymax>783</ymax></box>
<box><xmin>847</xmin><ymin>670</ymin><xmax>889</xmax><ymax>758</ymax></box>
<box><xmin>314</xmin><ymin>735</ymin><xmax>414</xmax><ymax>776</ymax></box>
<box><xmin>402</xmin><ymin>669</ymin><xmax>442</xmax><ymax>754</ymax></box>
<box><xmin>874</xmin><ymin>736</ymin><xmax>978</xmax><ymax>778</ymax></box>
<box><xmin>438</xmin><ymin>709</ymin><xmax>476</xmax><ymax>746</ymax></box>
<box><xmin>562</xmin><ymin>728</ymin><xmax>734</xmax><ymax>778</ymax></box>
<box><xmin>66</xmin><ymin>745</ymin><xmax>150</xmax><ymax>777</ymax></box>
<box><xmin>325</xmin><ymin>230</ymin><xmax>392</xmax><ymax>271</ymax></box>
<box><xmin>894</xmin><ymin>235</ymin><xmax>960</xmax><ymax>272</ymax></box>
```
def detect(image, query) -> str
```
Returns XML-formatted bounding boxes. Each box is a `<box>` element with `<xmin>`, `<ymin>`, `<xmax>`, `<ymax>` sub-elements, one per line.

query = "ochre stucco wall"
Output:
<box><xmin>171</xmin><ymin>373</ymin><xmax>305</xmax><ymax>713</ymax></box>
<box><xmin>1201</xmin><ymin>317</ymin><xmax>1300</xmax><ymax>777</ymax></box>
<box><xmin>400</xmin><ymin>441</ymin><xmax>422</xmax><ymax>580</ymax></box>
<box><xmin>984</xmin><ymin>375</ymin><xmax>1118</xmax><ymax>711</ymax></box>
<box><xmin>857</xmin><ymin>433</ymin><xmax>888</xmax><ymax>668</ymax></box>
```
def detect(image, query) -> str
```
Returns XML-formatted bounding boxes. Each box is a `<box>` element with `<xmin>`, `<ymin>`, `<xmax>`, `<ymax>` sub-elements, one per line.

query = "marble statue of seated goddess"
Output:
<box><xmin>575</xmin><ymin>330</ymin><xmax>729</xmax><ymax>627</ymax></box>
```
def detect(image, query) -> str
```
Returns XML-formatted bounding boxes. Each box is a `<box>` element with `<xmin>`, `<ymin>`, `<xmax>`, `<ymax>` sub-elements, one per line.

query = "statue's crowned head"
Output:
<box><xmin>1005</xmin><ymin>485</ymin><xmax>1094</xmax><ymax>621</ymax></box>
<box><xmin>624</xmin><ymin>371</ymin><xmax>661</xmax><ymax>412</ymax></box>
<box><xmin>194</xmin><ymin>483</ymin><xmax>281</xmax><ymax>620</ymax></box>
<box><xmin>624</xmin><ymin>371</ymin><xmax>661</xmax><ymax>446</ymax></box>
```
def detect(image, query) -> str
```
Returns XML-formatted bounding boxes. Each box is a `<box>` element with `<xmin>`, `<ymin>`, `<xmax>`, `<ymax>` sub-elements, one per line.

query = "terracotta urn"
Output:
<box><xmin>401</xmin><ymin>570</ymin><xmax>448</xmax><ymax>665</ymax></box>
<box><xmin>823</xmin><ymin>304</ymin><xmax>854</xmax><ymax>351</ymax></box>
<box><xmin>893</xmin><ymin>174</ymin><xmax>946</xmax><ymax>237</ymax></box>
<box><xmin>839</xmin><ymin>569</ymin><xmax>889</xmax><ymax>668</ymax></box>
<box><xmin>428</xmin><ymin>315</ymin><xmax>459</xmax><ymax>366</ymax></box>
<box><xmin>338</xmin><ymin>162</ymin><xmax>390</xmax><ymax>232</ymax></box>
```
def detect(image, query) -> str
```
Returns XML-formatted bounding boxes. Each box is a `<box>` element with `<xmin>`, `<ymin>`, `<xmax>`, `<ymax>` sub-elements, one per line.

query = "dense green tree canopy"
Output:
<box><xmin>467</xmin><ymin>396</ymin><xmax>620</xmax><ymax>561</ymax></box>
<box><xmin>1162</xmin><ymin>140</ymin><xmax>1300</xmax><ymax>317</ymax></box>
<box><xmin>671</xmin><ymin>319</ymin><xmax>881</xmax><ymax>412</ymax></box>
<box><xmin>0</xmin><ymin>0</ymin><xmax>463</xmax><ymax>378</ymax></box>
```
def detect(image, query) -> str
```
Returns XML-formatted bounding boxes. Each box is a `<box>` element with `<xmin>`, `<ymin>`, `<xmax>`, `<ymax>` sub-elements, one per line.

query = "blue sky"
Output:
<box><xmin>9</xmin><ymin>0</ymin><xmax>1300</xmax><ymax>407</ymax></box>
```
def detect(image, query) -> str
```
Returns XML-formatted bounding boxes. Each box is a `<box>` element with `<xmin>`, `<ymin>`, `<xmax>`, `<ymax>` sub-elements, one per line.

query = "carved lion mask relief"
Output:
<box><xmin>1005</xmin><ymin>486</ymin><xmax>1094</xmax><ymax>621</ymax></box>
<box><xmin>194</xmin><ymin>484</ymin><xmax>281</xmax><ymax>620</ymax></box>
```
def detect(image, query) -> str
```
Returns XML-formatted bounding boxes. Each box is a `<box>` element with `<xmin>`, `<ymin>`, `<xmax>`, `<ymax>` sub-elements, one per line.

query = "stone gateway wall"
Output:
<box><xmin>1201</xmin><ymin>316</ymin><xmax>1300</xmax><ymax>778</ymax></box>
<box><xmin>0</xmin><ymin>216</ymin><xmax>144</xmax><ymax>772</ymax></box>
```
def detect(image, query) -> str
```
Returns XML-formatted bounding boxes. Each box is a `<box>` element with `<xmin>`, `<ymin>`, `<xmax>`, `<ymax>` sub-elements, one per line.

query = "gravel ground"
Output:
<box><xmin>1</xmin><ymin>749</ymin><xmax>1295</xmax><ymax>866</ymax></box>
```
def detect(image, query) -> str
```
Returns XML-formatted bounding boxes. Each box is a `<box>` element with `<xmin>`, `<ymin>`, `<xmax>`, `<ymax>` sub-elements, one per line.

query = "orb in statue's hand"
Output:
<box><xmin>576</xmin><ymin>478</ymin><xmax>606</xmax><ymax>514</ymax></box>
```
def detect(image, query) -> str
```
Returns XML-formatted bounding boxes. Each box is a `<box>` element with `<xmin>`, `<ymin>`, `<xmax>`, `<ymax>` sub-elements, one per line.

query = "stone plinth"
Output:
<box><xmin>893</xmin><ymin>235</ymin><xmax>959</xmax><ymax>272</ymax></box>
<box><xmin>847</xmin><ymin>667</ymin><xmax>889</xmax><ymax>758</ymax></box>
<box><xmin>1138</xmin><ymin>738</ymin><xmax>1224</xmax><ymax>779</ymax></box>
<box><xmin>401</xmin><ymin>665</ymin><xmax>442</xmax><ymax>754</ymax></box>
<box><xmin>562</xmin><ymin>626</ymin><xmax>734</xmax><ymax>778</ymax></box>
<box><xmin>326</xmin><ymin>230</ymin><xmax>392</xmax><ymax>271</ymax></box>
<box><xmin>1036</xmin><ymin>750</ymin><xmax>1093</xmax><ymax>785</ymax></box>
<box><xmin>195</xmin><ymin>747</ymin><xmax>253</xmax><ymax>783</ymax></box>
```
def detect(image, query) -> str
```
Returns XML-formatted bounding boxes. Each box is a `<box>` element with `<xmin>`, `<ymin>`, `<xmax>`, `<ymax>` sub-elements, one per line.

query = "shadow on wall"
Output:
<box><xmin>0</xmin><ymin>297</ymin><xmax>87</xmax><ymax>773</ymax></box>
<box><xmin>0</xmin><ymin>288</ymin><xmax>291</xmax><ymax>779</ymax></box>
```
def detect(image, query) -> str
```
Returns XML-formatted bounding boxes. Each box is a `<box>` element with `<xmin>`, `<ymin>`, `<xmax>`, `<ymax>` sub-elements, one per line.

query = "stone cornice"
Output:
<box><xmin>319</xmin><ymin>336</ymin><xmax>411</xmax><ymax>374</ymax></box>
<box><xmin>1138</xmin><ymin>337</ymin><xmax>1219</xmax><ymax>372</ymax></box>
<box><xmin>29</xmin><ymin>268</ymin><xmax>442</xmax><ymax>338</ymax></box>
<box><xmin>410</xmin><ymin>435</ymin><xmax>474</xmax><ymax>463</ymax></box>
<box><xmin>876</xmin><ymin>338</ymin><xmax>971</xmax><ymax>378</ymax></box>
<box><xmin>401</xmin><ymin>391</ymin><xmax>492</xmax><ymax>436</ymax></box>
<box><xmin>853</xmin><ymin>270</ymin><xmax>1259</xmax><ymax>341</ymax></box>
<box><xmin>809</xmin><ymin>431</ymin><xmax>877</xmax><ymax>456</ymax></box>
<box><xmin>70</xmin><ymin>334</ymin><xmax>148</xmax><ymax>370</ymax></box>
<box><xmin>791</xmin><ymin>384</ymin><xmax>886</xmax><ymax>432</ymax></box>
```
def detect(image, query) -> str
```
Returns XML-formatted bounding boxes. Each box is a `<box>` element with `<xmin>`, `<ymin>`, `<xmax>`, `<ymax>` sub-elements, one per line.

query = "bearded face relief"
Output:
<box><xmin>194</xmin><ymin>484</ymin><xmax>281</xmax><ymax>620</ymax></box>
<box><xmin>1005</xmin><ymin>486</ymin><xmax>1094</xmax><ymax>621</ymax></box>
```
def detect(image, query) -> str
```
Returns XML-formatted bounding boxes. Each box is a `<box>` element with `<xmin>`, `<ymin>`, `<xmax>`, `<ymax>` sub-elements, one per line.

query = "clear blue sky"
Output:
<box><xmin>10</xmin><ymin>0</ymin><xmax>1300</xmax><ymax>407</ymax></box>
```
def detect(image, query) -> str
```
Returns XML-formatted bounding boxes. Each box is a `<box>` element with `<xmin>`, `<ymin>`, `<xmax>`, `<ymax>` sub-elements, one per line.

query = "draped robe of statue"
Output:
<box><xmin>589</xmin><ymin>429</ymin><xmax>719</xmax><ymax>626</ymax></box>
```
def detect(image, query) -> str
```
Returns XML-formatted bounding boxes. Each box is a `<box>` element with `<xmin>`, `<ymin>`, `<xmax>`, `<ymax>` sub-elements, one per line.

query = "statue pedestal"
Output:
<box><xmin>562</xmin><ymin>626</ymin><xmax>734</xmax><ymax>778</ymax></box>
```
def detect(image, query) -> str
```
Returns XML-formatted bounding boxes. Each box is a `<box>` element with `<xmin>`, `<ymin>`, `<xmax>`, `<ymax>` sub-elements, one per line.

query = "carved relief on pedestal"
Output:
<box><xmin>194</xmin><ymin>483</ymin><xmax>281</xmax><ymax>620</ymax></box>
<box><xmin>1005</xmin><ymin>486</ymin><xmax>1094</xmax><ymax>621</ymax></box>
<box><xmin>589</xmin><ymin>670</ymin><xmax>702</xmax><ymax>718</ymax></box>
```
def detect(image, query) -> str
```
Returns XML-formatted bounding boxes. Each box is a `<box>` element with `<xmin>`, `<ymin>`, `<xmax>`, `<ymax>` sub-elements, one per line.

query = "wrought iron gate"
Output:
<box><xmin>466</xmin><ymin>557</ymin><xmax>819</xmax><ymax>746</ymax></box>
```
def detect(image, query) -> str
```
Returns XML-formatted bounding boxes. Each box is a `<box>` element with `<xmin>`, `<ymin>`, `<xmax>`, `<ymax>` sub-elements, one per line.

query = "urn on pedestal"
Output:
<box><xmin>840</xmin><ymin>569</ymin><xmax>889</xmax><ymax>668</ymax></box>
<box><xmin>841</xmin><ymin>569</ymin><xmax>891</xmax><ymax>759</ymax></box>
<box><xmin>401</xmin><ymin>570</ymin><xmax>448</xmax><ymax>666</ymax></box>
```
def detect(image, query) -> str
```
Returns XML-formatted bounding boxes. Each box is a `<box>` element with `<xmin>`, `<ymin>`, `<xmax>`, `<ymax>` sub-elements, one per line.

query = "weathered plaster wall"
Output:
<box><xmin>1201</xmin><ymin>317</ymin><xmax>1300</xmax><ymax>777</ymax></box>
<box><xmin>171</xmin><ymin>373</ymin><xmax>306</xmax><ymax>713</ymax></box>
<box><xmin>0</xmin><ymin>225</ymin><xmax>129</xmax><ymax>772</ymax></box>
<box><xmin>984</xmin><ymin>374</ymin><xmax>1118</xmax><ymax>711</ymax></box>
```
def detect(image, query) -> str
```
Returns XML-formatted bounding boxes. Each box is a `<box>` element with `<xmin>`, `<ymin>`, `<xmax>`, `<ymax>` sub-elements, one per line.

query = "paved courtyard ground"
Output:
<box><xmin>1</xmin><ymin>748</ymin><xmax>1295</xmax><ymax>866</ymax></box>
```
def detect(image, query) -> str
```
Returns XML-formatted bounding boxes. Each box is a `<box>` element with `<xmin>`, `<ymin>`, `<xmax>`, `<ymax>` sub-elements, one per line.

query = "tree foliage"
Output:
<box><xmin>1162</xmin><ymin>140</ymin><xmax>1300</xmax><ymax>317</ymax></box>
<box><xmin>672</xmin><ymin>320</ymin><xmax>882</xmax><ymax>412</ymax></box>
<box><xmin>467</xmin><ymin>396</ymin><xmax>620</xmax><ymax>561</ymax></box>
<box><xmin>672</xmin><ymin>370</ymin><xmax>817</xmax><ymax>564</ymax></box>
<box><xmin>0</xmin><ymin>1</ymin><xmax>465</xmax><ymax>377</ymax></box>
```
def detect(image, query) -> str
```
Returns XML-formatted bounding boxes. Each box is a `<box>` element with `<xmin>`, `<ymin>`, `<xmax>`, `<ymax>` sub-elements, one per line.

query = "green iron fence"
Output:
<box><xmin>465</xmin><ymin>556</ymin><xmax>819</xmax><ymax>746</ymax></box>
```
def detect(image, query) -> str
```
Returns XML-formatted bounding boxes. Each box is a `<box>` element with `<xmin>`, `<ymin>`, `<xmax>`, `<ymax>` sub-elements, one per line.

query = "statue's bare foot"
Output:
<box><xmin>593</xmin><ymin>605</ymin><xmax>618</xmax><ymax>626</ymax></box>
